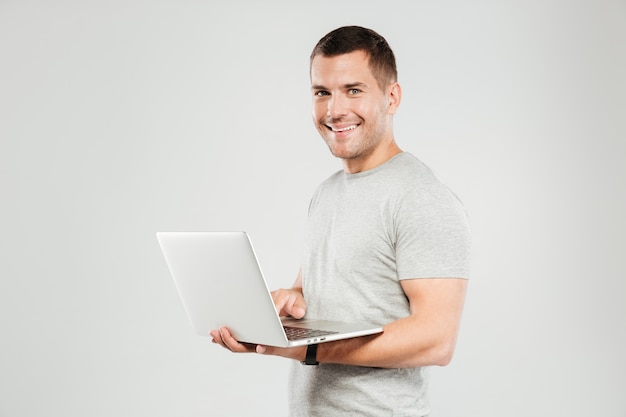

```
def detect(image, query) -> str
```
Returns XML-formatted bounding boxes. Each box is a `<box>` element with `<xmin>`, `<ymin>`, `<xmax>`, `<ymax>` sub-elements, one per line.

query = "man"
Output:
<box><xmin>211</xmin><ymin>26</ymin><xmax>471</xmax><ymax>416</ymax></box>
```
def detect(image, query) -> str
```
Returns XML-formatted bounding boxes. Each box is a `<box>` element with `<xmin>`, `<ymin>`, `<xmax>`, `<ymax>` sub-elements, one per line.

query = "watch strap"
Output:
<box><xmin>303</xmin><ymin>343</ymin><xmax>319</xmax><ymax>365</ymax></box>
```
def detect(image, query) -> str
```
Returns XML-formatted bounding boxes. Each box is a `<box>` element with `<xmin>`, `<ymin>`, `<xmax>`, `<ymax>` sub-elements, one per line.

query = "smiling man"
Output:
<box><xmin>310</xmin><ymin>47</ymin><xmax>401</xmax><ymax>173</ymax></box>
<box><xmin>211</xmin><ymin>26</ymin><xmax>471</xmax><ymax>416</ymax></box>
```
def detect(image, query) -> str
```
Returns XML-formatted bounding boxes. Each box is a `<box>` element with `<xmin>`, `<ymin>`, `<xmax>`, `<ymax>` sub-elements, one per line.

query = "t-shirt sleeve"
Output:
<box><xmin>394</xmin><ymin>178</ymin><xmax>472</xmax><ymax>280</ymax></box>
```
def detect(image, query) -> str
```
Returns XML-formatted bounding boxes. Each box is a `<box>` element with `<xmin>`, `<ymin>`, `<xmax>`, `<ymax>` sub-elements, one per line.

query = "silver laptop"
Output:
<box><xmin>156</xmin><ymin>231</ymin><xmax>383</xmax><ymax>347</ymax></box>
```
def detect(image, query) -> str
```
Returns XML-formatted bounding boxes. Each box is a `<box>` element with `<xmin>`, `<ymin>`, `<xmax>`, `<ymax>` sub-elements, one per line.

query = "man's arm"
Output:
<box><xmin>215</xmin><ymin>276</ymin><xmax>468</xmax><ymax>368</ymax></box>
<box><xmin>311</xmin><ymin>277</ymin><xmax>468</xmax><ymax>368</ymax></box>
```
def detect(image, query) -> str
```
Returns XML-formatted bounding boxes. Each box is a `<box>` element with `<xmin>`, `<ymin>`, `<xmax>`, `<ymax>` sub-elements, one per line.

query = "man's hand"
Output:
<box><xmin>209</xmin><ymin>284</ymin><xmax>307</xmax><ymax>357</ymax></box>
<box><xmin>210</xmin><ymin>326</ymin><xmax>306</xmax><ymax>361</ymax></box>
<box><xmin>209</xmin><ymin>326</ymin><xmax>258</xmax><ymax>353</ymax></box>
<box><xmin>270</xmin><ymin>287</ymin><xmax>306</xmax><ymax>319</ymax></box>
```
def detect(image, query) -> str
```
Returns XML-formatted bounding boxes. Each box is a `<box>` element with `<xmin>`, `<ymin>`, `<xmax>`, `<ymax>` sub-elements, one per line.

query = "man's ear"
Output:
<box><xmin>387</xmin><ymin>82</ymin><xmax>402</xmax><ymax>115</ymax></box>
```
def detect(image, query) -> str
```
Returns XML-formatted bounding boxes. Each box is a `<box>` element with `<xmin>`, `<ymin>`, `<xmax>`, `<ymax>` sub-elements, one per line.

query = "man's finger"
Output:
<box><xmin>286</xmin><ymin>297</ymin><xmax>306</xmax><ymax>318</ymax></box>
<box><xmin>219</xmin><ymin>328</ymin><xmax>233</xmax><ymax>351</ymax></box>
<box><xmin>218</xmin><ymin>327</ymin><xmax>257</xmax><ymax>353</ymax></box>
<box><xmin>272</xmin><ymin>289</ymin><xmax>307</xmax><ymax>318</ymax></box>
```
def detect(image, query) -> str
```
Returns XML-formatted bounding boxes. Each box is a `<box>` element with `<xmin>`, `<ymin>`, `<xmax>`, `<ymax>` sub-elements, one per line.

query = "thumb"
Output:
<box><xmin>256</xmin><ymin>345</ymin><xmax>270</xmax><ymax>355</ymax></box>
<box><xmin>256</xmin><ymin>344</ymin><xmax>306</xmax><ymax>362</ymax></box>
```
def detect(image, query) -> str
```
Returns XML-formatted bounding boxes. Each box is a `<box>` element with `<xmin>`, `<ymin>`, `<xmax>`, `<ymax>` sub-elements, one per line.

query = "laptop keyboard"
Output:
<box><xmin>283</xmin><ymin>326</ymin><xmax>339</xmax><ymax>341</ymax></box>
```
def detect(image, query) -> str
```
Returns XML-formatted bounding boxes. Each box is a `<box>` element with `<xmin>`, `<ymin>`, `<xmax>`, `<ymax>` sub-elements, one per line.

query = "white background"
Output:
<box><xmin>1</xmin><ymin>1</ymin><xmax>625</xmax><ymax>416</ymax></box>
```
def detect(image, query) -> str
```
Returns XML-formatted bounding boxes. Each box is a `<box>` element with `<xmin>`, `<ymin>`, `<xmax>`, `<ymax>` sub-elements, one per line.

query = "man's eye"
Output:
<box><xmin>348</xmin><ymin>88</ymin><xmax>361</xmax><ymax>95</ymax></box>
<box><xmin>315</xmin><ymin>91</ymin><xmax>330</xmax><ymax>97</ymax></box>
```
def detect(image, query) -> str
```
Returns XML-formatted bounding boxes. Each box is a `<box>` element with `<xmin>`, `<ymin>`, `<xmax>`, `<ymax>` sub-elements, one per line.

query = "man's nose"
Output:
<box><xmin>327</xmin><ymin>94</ymin><xmax>348</xmax><ymax>118</ymax></box>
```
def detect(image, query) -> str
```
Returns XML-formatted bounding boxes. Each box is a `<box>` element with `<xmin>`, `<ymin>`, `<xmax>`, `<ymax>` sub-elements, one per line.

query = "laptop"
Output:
<box><xmin>156</xmin><ymin>231</ymin><xmax>383</xmax><ymax>347</ymax></box>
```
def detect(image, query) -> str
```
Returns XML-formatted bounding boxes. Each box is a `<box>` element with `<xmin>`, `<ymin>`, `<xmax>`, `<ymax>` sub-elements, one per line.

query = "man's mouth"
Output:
<box><xmin>327</xmin><ymin>124</ymin><xmax>358</xmax><ymax>132</ymax></box>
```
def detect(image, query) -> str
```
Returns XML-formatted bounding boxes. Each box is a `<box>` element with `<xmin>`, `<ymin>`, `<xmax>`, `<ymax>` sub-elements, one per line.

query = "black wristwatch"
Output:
<box><xmin>302</xmin><ymin>343</ymin><xmax>319</xmax><ymax>365</ymax></box>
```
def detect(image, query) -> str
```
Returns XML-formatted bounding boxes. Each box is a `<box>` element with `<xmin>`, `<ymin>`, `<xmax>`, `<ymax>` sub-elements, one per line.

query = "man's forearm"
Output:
<box><xmin>315</xmin><ymin>313</ymin><xmax>457</xmax><ymax>368</ymax></box>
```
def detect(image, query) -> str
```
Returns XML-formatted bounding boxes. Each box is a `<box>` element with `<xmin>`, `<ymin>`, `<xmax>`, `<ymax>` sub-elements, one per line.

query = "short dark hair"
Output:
<box><xmin>310</xmin><ymin>26</ymin><xmax>398</xmax><ymax>90</ymax></box>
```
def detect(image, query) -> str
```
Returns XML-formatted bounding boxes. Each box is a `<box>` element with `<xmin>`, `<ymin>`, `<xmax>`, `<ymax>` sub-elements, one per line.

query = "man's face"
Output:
<box><xmin>310</xmin><ymin>50</ymin><xmax>397</xmax><ymax>167</ymax></box>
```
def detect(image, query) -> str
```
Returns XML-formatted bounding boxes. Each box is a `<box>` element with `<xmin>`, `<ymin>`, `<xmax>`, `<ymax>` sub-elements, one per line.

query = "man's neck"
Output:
<box><xmin>342</xmin><ymin>140</ymin><xmax>403</xmax><ymax>174</ymax></box>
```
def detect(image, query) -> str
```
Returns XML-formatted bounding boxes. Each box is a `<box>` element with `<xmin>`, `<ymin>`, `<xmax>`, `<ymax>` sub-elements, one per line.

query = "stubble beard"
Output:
<box><xmin>320</xmin><ymin>118</ymin><xmax>388</xmax><ymax>162</ymax></box>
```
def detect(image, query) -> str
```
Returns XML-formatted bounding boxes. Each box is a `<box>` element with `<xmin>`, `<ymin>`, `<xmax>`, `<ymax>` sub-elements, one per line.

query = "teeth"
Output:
<box><xmin>332</xmin><ymin>125</ymin><xmax>357</xmax><ymax>132</ymax></box>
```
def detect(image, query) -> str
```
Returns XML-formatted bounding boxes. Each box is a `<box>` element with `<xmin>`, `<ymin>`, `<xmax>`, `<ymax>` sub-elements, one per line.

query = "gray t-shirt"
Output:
<box><xmin>288</xmin><ymin>152</ymin><xmax>471</xmax><ymax>416</ymax></box>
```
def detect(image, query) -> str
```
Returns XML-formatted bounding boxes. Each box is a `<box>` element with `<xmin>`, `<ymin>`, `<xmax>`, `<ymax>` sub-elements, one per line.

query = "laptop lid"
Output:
<box><xmin>156</xmin><ymin>231</ymin><xmax>383</xmax><ymax>347</ymax></box>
